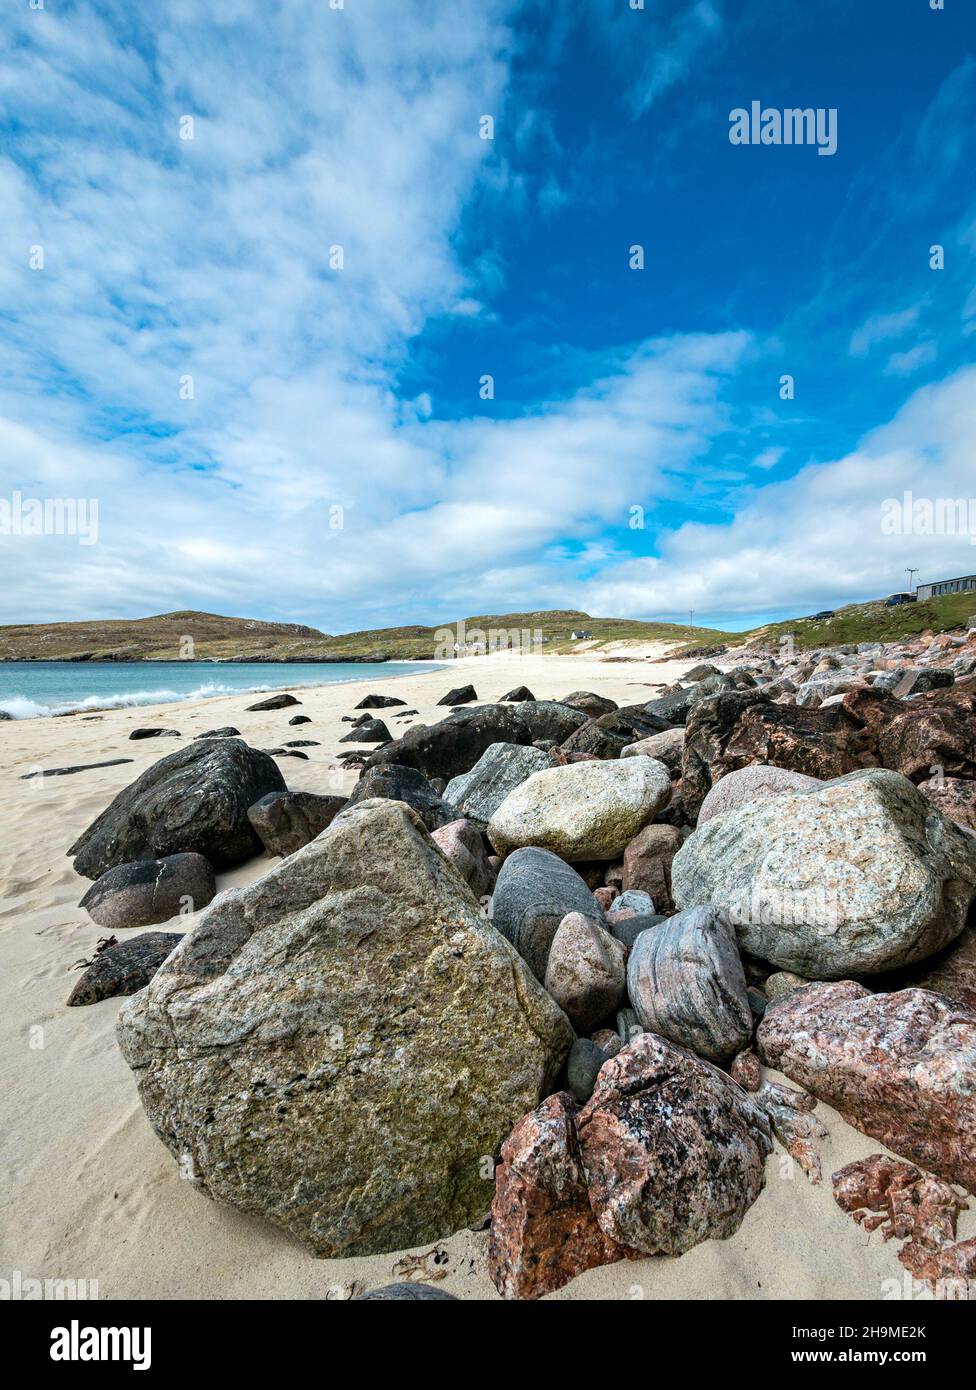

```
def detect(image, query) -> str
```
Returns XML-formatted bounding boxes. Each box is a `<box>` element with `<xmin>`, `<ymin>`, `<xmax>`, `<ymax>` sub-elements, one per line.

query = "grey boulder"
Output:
<box><xmin>247</xmin><ymin>791</ymin><xmax>348</xmax><ymax>857</ymax></box>
<box><xmin>444</xmin><ymin>742</ymin><xmax>552</xmax><ymax>829</ymax></box>
<box><xmin>697</xmin><ymin>764</ymin><xmax>822</xmax><ymax>826</ymax></box>
<box><xmin>68</xmin><ymin>932</ymin><xmax>183</xmax><ymax>1006</ymax></box>
<box><xmin>116</xmin><ymin>799</ymin><xmax>573</xmax><ymax>1258</ymax></box>
<box><xmin>672</xmin><ymin>768</ymin><xmax>976</xmax><ymax>977</ymax></box>
<box><xmin>79</xmin><ymin>853</ymin><xmax>216</xmax><ymax>930</ymax></box>
<box><xmin>491</xmin><ymin>847</ymin><xmax>604</xmax><ymax>981</ymax></box>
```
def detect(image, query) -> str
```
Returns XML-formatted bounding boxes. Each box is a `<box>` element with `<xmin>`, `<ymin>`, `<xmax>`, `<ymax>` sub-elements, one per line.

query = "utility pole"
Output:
<box><xmin>906</xmin><ymin>567</ymin><xmax>918</xmax><ymax>594</ymax></box>
<box><xmin>688</xmin><ymin>610</ymin><xmax>694</xmax><ymax>629</ymax></box>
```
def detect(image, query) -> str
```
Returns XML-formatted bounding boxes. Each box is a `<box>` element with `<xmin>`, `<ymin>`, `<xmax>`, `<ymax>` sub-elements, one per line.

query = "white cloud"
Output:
<box><xmin>849</xmin><ymin>305</ymin><xmax>921</xmax><ymax>356</ymax></box>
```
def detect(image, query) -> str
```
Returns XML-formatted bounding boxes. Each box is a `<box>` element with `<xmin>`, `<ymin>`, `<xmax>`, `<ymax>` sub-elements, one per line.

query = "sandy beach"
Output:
<box><xmin>1</xmin><ymin>648</ymin><xmax>970</xmax><ymax>1301</ymax></box>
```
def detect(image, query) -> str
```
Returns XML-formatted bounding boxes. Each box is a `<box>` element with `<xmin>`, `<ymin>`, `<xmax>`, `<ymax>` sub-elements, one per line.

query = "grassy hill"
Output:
<box><xmin>0</xmin><ymin>608</ymin><xmax>734</xmax><ymax>662</ymax></box>
<box><xmin>746</xmin><ymin>591</ymin><xmax>976</xmax><ymax>652</ymax></box>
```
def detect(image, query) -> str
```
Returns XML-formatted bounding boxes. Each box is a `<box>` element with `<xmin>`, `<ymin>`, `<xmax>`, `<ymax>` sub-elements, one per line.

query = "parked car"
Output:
<box><xmin>810</xmin><ymin>610</ymin><xmax>835</xmax><ymax>620</ymax></box>
<box><xmin>885</xmin><ymin>592</ymin><xmax>917</xmax><ymax>607</ymax></box>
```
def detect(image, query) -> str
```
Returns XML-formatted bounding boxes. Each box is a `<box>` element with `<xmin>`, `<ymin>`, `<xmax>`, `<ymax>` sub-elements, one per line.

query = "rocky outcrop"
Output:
<box><xmin>626</xmin><ymin>906</ymin><xmax>753</xmax><ymax>1062</ymax></box>
<box><xmin>757</xmin><ymin>981</ymin><xmax>976</xmax><ymax>1192</ymax></box>
<box><xmin>247</xmin><ymin>791</ymin><xmax>347</xmax><ymax>857</ymax></box>
<box><xmin>491</xmin><ymin>848</ymin><xmax>604</xmax><ymax>981</ymax></box>
<box><xmin>69</xmin><ymin>739</ymin><xmax>286</xmax><ymax>879</ymax></box>
<box><xmin>488</xmin><ymin>756</ymin><xmax>671</xmax><ymax>861</ymax></box>
<box><xmin>68</xmin><ymin>932</ymin><xmax>183</xmax><ymax>1006</ymax></box>
<box><xmin>444</xmin><ymin>742</ymin><xmax>551</xmax><ymax>829</ymax></box>
<box><xmin>79</xmin><ymin>853</ymin><xmax>216</xmax><ymax>929</ymax></box>
<box><xmin>117</xmin><ymin>799</ymin><xmax>573</xmax><ymax>1257</ymax></box>
<box><xmin>672</xmin><ymin>769</ymin><xmax>976</xmax><ymax>977</ymax></box>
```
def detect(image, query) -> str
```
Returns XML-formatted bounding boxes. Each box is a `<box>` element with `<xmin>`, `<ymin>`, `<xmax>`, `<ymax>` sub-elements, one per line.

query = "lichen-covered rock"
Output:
<box><xmin>117</xmin><ymin>799</ymin><xmax>573</xmax><ymax>1257</ymax></box>
<box><xmin>672</xmin><ymin>769</ymin><xmax>976</xmax><ymax>977</ymax></box>
<box><xmin>69</xmin><ymin>739</ymin><xmax>286</xmax><ymax>879</ymax></box>
<box><xmin>68</xmin><ymin>932</ymin><xmax>183</xmax><ymax>1006</ymax></box>
<box><xmin>444</xmin><ymin>742</ymin><xmax>552</xmax><ymax>829</ymax></box>
<box><xmin>490</xmin><ymin>847</ymin><xmax>604</xmax><ymax>981</ymax></box>
<box><xmin>622</xmin><ymin>823</ymin><xmax>683</xmax><ymax>913</ymax></box>
<box><xmin>758</xmin><ymin>981</ymin><xmax>976</xmax><ymax>1192</ymax></box>
<box><xmin>577</xmin><ymin>1034</ymin><xmax>773</xmax><ymax>1256</ymax></box>
<box><xmin>626</xmin><ymin>906</ymin><xmax>752</xmax><ymax>1062</ymax></box>
<box><xmin>697</xmin><ymin>764</ymin><xmax>822</xmax><ymax>826</ymax></box>
<box><xmin>621</xmin><ymin>726</ymin><xmax>684</xmax><ymax>775</ymax></box>
<box><xmin>488</xmin><ymin>1092</ymin><xmax>628</xmax><ymax>1300</ymax></box>
<box><xmin>488</xmin><ymin>756</ymin><xmax>671</xmax><ymax>862</ymax></box>
<box><xmin>247</xmin><ymin>791</ymin><xmax>347</xmax><ymax>857</ymax></box>
<box><xmin>79</xmin><ymin>853</ymin><xmax>215</xmax><ymax>929</ymax></box>
<box><xmin>543</xmin><ymin>913</ymin><xmax>627</xmax><ymax>1033</ymax></box>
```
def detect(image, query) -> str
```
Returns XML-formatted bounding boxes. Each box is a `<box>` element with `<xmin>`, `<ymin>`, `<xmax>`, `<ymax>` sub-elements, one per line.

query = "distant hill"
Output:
<box><xmin>0</xmin><ymin>608</ymin><xmax>734</xmax><ymax>662</ymax></box>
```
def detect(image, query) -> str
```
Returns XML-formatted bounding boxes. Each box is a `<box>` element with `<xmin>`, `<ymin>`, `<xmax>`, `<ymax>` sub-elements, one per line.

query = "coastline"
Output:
<box><xmin>2</xmin><ymin>646</ymin><xmax>969</xmax><ymax>1300</ymax></box>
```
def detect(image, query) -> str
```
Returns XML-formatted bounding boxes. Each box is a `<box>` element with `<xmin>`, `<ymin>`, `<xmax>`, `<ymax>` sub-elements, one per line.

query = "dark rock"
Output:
<box><xmin>560</xmin><ymin>707</ymin><xmax>673</xmax><ymax>760</ymax></box>
<box><xmin>364</xmin><ymin>703</ymin><xmax>586</xmax><ymax>783</ymax></box>
<box><xmin>491</xmin><ymin>846</ymin><xmax>604</xmax><ymax>980</ymax></box>
<box><xmin>346</xmin><ymin>763</ymin><xmax>458</xmax><ymax>831</ymax></box>
<box><xmin>129</xmin><ymin>727</ymin><xmax>181</xmax><ymax>740</ymax></box>
<box><xmin>607</xmin><ymin>911</ymin><xmax>664</xmax><ymax>950</ymax></box>
<box><xmin>437</xmin><ymin>685</ymin><xmax>478</xmax><ymax>706</ymax></box>
<box><xmin>245</xmin><ymin>692</ymin><xmax>301</xmax><ymax>711</ymax></box>
<box><xmin>68</xmin><ymin>932</ymin><xmax>183</xmax><ymax>1006</ymax></box>
<box><xmin>560</xmin><ymin>691</ymin><xmax>618</xmax><ymax>718</ymax></box>
<box><xmin>247</xmin><ymin>791</ymin><xmax>347</xmax><ymax>857</ymax></box>
<box><xmin>283</xmin><ymin>739</ymin><xmax>319</xmax><ymax>747</ymax></box>
<box><xmin>357</xmin><ymin>1283</ymin><xmax>458</xmax><ymax>1301</ymax></box>
<box><xmin>194</xmin><ymin>727</ymin><xmax>241</xmax><ymax>740</ymax></box>
<box><xmin>354</xmin><ymin>694</ymin><xmax>408</xmax><ymax>709</ymax></box>
<box><xmin>567</xmin><ymin>1038</ymin><xmax>608</xmax><ymax>1103</ymax></box>
<box><xmin>69</xmin><ymin>739</ymin><xmax>286</xmax><ymax>879</ymax></box>
<box><xmin>21</xmin><ymin>759</ymin><xmax>134</xmax><ymax>780</ymax></box>
<box><xmin>626</xmin><ymin>905</ymin><xmax>753</xmax><ymax>1062</ymax></box>
<box><xmin>339</xmin><ymin>718</ymin><xmax>391</xmax><ymax>744</ymax></box>
<box><xmin>79</xmin><ymin>853</ymin><xmax>216</xmax><ymax>930</ymax></box>
<box><xmin>288</xmin><ymin>715</ymin><xmax>312</xmax><ymax>726</ymax></box>
<box><xmin>500</xmin><ymin>686</ymin><xmax>535</xmax><ymax>702</ymax></box>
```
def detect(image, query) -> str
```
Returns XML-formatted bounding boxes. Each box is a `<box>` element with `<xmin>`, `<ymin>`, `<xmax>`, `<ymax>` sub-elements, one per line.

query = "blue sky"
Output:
<box><xmin>1</xmin><ymin>0</ymin><xmax>976</xmax><ymax>632</ymax></box>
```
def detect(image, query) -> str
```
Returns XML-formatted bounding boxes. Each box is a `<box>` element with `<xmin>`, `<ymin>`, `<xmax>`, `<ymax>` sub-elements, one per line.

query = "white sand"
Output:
<box><xmin>1</xmin><ymin>650</ymin><xmax>970</xmax><ymax>1300</ymax></box>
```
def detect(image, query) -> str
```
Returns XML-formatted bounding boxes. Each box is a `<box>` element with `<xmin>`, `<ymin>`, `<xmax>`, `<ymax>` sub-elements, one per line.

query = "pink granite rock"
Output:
<box><xmin>621</xmin><ymin>823</ymin><xmax>683</xmax><ymax>913</ymax></box>
<box><xmin>577</xmin><ymin>1033</ymin><xmax>773</xmax><ymax>1256</ymax></box>
<box><xmin>758</xmin><ymin>982</ymin><xmax>976</xmax><ymax>1192</ymax></box>
<box><xmin>487</xmin><ymin>1092</ymin><xmax>628</xmax><ymax>1300</ymax></box>
<box><xmin>430</xmin><ymin>818</ymin><xmax>494</xmax><ymax>898</ymax></box>
<box><xmin>543</xmin><ymin>913</ymin><xmax>627</xmax><ymax>1033</ymax></box>
<box><xmin>730</xmin><ymin>1050</ymin><xmax>762</xmax><ymax>1091</ymax></box>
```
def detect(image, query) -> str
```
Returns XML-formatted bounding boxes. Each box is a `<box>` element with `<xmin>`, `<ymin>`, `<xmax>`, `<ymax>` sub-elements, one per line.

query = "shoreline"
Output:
<box><xmin>4</xmin><ymin>645</ymin><xmax>964</xmax><ymax>1300</ymax></box>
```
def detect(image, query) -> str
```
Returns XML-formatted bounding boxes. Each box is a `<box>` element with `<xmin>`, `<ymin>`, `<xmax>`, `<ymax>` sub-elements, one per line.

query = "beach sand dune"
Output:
<box><xmin>2</xmin><ymin>651</ymin><xmax>969</xmax><ymax>1299</ymax></box>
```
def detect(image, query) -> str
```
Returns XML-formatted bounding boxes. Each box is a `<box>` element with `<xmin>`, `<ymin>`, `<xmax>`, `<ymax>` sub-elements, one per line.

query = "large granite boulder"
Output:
<box><xmin>917</xmin><ymin>775</ymin><xmax>976</xmax><ymax>832</ymax></box>
<box><xmin>69</xmin><ymin>740</ymin><xmax>286</xmax><ymax>880</ymax></box>
<box><xmin>346</xmin><ymin>763</ymin><xmax>458</xmax><ymax>831</ymax></box>
<box><xmin>621</xmin><ymin>727</ymin><xmax>684</xmax><ymax>775</ymax></box>
<box><xmin>878</xmin><ymin>688</ymin><xmax>976</xmax><ymax>783</ymax></box>
<box><xmin>79</xmin><ymin>853</ymin><xmax>216</xmax><ymax>930</ymax></box>
<box><xmin>364</xmin><ymin>703</ymin><xmax>586</xmax><ymax>783</ymax></box>
<box><xmin>491</xmin><ymin>847</ymin><xmax>604</xmax><ymax>980</ymax></box>
<box><xmin>247</xmin><ymin>791</ymin><xmax>347</xmax><ymax>857</ymax></box>
<box><xmin>757</xmin><ymin>982</ymin><xmax>976</xmax><ymax>1192</ymax></box>
<box><xmin>444</xmin><ymin>742</ymin><xmax>552</xmax><ymax>829</ymax></box>
<box><xmin>697</xmin><ymin>764</ymin><xmax>822</xmax><ymax>826</ymax></box>
<box><xmin>626</xmin><ymin>906</ymin><xmax>753</xmax><ymax>1062</ymax></box>
<box><xmin>117</xmin><ymin>799</ymin><xmax>573</xmax><ymax>1257</ymax></box>
<box><xmin>577</xmin><ymin>1034</ymin><xmax>773</xmax><ymax>1255</ymax></box>
<box><xmin>488</xmin><ymin>756</ymin><xmax>671</xmax><ymax>862</ymax></box>
<box><xmin>672</xmin><ymin>769</ymin><xmax>976</xmax><ymax>977</ymax></box>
